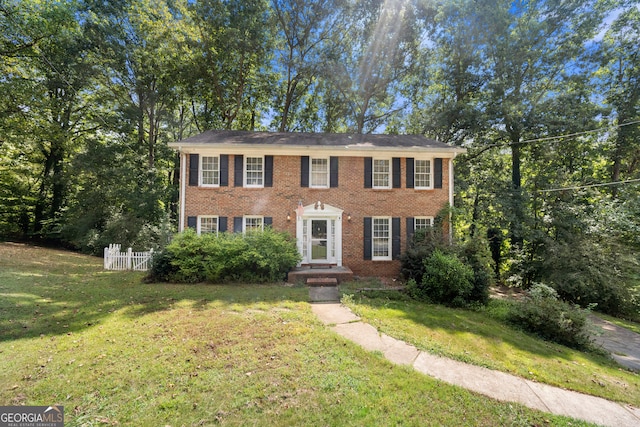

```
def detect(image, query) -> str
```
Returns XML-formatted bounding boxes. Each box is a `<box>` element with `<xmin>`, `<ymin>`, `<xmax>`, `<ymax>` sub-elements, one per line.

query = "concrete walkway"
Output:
<box><xmin>312</xmin><ymin>303</ymin><xmax>640</xmax><ymax>427</ymax></box>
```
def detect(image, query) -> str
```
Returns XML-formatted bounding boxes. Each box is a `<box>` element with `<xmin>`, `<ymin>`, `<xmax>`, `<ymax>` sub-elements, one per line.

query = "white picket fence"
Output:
<box><xmin>104</xmin><ymin>244</ymin><xmax>153</xmax><ymax>271</ymax></box>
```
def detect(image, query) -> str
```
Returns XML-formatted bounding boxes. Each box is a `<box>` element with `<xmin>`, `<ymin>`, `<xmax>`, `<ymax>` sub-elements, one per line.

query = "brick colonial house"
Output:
<box><xmin>169</xmin><ymin>130</ymin><xmax>465</xmax><ymax>278</ymax></box>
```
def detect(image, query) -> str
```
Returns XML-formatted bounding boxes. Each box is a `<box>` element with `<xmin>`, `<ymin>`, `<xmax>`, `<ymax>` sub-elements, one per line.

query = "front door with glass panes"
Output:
<box><xmin>296</xmin><ymin>203</ymin><xmax>343</xmax><ymax>266</ymax></box>
<box><xmin>310</xmin><ymin>219</ymin><xmax>329</xmax><ymax>262</ymax></box>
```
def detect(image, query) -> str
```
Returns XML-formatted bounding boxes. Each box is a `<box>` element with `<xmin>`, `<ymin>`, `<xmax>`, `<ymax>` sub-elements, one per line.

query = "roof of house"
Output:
<box><xmin>169</xmin><ymin>130</ymin><xmax>466</xmax><ymax>155</ymax></box>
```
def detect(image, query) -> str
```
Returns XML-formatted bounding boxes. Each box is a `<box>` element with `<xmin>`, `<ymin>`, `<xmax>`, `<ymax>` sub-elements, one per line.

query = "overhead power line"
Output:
<box><xmin>537</xmin><ymin>178</ymin><xmax>640</xmax><ymax>193</ymax></box>
<box><xmin>514</xmin><ymin>119</ymin><xmax>640</xmax><ymax>146</ymax></box>
<box><xmin>461</xmin><ymin>120</ymin><xmax>640</xmax><ymax>162</ymax></box>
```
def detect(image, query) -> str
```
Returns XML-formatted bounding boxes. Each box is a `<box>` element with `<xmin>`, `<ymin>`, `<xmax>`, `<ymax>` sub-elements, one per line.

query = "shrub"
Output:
<box><xmin>459</xmin><ymin>238</ymin><xmax>494</xmax><ymax>305</ymax></box>
<box><xmin>147</xmin><ymin>249</ymin><xmax>178</xmax><ymax>283</ymax></box>
<box><xmin>541</xmin><ymin>239</ymin><xmax>632</xmax><ymax>315</ymax></box>
<box><xmin>507</xmin><ymin>283</ymin><xmax>593</xmax><ymax>350</ymax></box>
<box><xmin>407</xmin><ymin>250</ymin><xmax>474</xmax><ymax>307</ymax></box>
<box><xmin>146</xmin><ymin>228</ymin><xmax>301</xmax><ymax>284</ymax></box>
<box><xmin>400</xmin><ymin>226</ymin><xmax>451</xmax><ymax>281</ymax></box>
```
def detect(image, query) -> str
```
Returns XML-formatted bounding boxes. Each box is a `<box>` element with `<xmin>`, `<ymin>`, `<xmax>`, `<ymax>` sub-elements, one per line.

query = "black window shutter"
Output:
<box><xmin>187</xmin><ymin>216</ymin><xmax>197</xmax><ymax>230</ymax></box>
<box><xmin>406</xmin><ymin>217</ymin><xmax>415</xmax><ymax>247</ymax></box>
<box><xmin>392</xmin><ymin>157</ymin><xmax>401</xmax><ymax>188</ymax></box>
<box><xmin>264</xmin><ymin>156</ymin><xmax>273</xmax><ymax>187</ymax></box>
<box><xmin>363</xmin><ymin>217</ymin><xmax>372</xmax><ymax>260</ymax></box>
<box><xmin>264</xmin><ymin>217</ymin><xmax>272</xmax><ymax>227</ymax></box>
<box><xmin>406</xmin><ymin>158</ymin><xmax>414</xmax><ymax>189</ymax></box>
<box><xmin>434</xmin><ymin>158</ymin><xmax>443</xmax><ymax>189</ymax></box>
<box><xmin>330</xmin><ymin>157</ymin><xmax>339</xmax><ymax>187</ymax></box>
<box><xmin>220</xmin><ymin>155</ymin><xmax>229</xmax><ymax>186</ymax></box>
<box><xmin>300</xmin><ymin>156</ymin><xmax>309</xmax><ymax>187</ymax></box>
<box><xmin>233</xmin><ymin>217</ymin><xmax>243</xmax><ymax>233</ymax></box>
<box><xmin>392</xmin><ymin>217</ymin><xmax>401</xmax><ymax>259</ymax></box>
<box><xmin>364</xmin><ymin>157</ymin><xmax>372</xmax><ymax>188</ymax></box>
<box><xmin>234</xmin><ymin>155</ymin><xmax>243</xmax><ymax>187</ymax></box>
<box><xmin>219</xmin><ymin>216</ymin><xmax>227</xmax><ymax>232</ymax></box>
<box><xmin>189</xmin><ymin>154</ymin><xmax>199</xmax><ymax>186</ymax></box>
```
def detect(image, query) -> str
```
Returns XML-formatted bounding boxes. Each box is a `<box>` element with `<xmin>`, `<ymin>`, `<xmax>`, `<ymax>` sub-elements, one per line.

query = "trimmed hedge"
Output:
<box><xmin>148</xmin><ymin>228</ymin><xmax>301</xmax><ymax>283</ymax></box>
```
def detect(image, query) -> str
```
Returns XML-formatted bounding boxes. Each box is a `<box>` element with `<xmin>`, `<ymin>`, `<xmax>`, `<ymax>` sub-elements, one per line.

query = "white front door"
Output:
<box><xmin>296</xmin><ymin>202</ymin><xmax>343</xmax><ymax>266</ymax></box>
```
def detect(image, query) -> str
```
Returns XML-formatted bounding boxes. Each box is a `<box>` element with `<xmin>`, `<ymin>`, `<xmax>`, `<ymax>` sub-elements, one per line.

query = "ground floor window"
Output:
<box><xmin>198</xmin><ymin>216</ymin><xmax>218</xmax><ymax>234</ymax></box>
<box><xmin>414</xmin><ymin>217</ymin><xmax>434</xmax><ymax>229</ymax></box>
<box><xmin>244</xmin><ymin>216</ymin><xmax>264</xmax><ymax>233</ymax></box>
<box><xmin>372</xmin><ymin>217</ymin><xmax>391</xmax><ymax>260</ymax></box>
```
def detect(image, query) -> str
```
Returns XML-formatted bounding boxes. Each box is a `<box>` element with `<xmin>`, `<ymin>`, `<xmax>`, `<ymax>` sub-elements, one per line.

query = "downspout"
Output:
<box><xmin>179</xmin><ymin>151</ymin><xmax>186</xmax><ymax>232</ymax></box>
<box><xmin>449</xmin><ymin>155</ymin><xmax>456</xmax><ymax>243</ymax></box>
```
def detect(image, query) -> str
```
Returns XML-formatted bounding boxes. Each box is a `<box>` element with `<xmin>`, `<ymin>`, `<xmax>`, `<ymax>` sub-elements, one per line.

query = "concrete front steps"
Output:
<box><xmin>287</xmin><ymin>265</ymin><xmax>353</xmax><ymax>303</ymax></box>
<box><xmin>287</xmin><ymin>265</ymin><xmax>353</xmax><ymax>284</ymax></box>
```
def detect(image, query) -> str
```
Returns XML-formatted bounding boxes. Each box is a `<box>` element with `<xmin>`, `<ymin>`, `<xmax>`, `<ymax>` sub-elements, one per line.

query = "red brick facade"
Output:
<box><xmin>181</xmin><ymin>153</ymin><xmax>453</xmax><ymax>277</ymax></box>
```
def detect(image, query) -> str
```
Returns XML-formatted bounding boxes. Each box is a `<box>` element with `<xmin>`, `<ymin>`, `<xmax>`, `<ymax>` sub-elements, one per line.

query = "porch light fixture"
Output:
<box><xmin>287</xmin><ymin>213</ymin><xmax>291</xmax><ymax>221</ymax></box>
<box><xmin>347</xmin><ymin>213</ymin><xmax>352</xmax><ymax>222</ymax></box>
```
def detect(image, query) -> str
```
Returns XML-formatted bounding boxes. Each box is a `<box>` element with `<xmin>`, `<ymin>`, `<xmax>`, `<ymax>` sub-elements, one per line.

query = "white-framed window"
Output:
<box><xmin>372</xmin><ymin>217</ymin><xmax>391</xmax><ymax>260</ymax></box>
<box><xmin>198</xmin><ymin>216</ymin><xmax>218</xmax><ymax>235</ymax></box>
<box><xmin>373</xmin><ymin>159</ymin><xmax>391</xmax><ymax>189</ymax></box>
<box><xmin>415</xmin><ymin>159</ymin><xmax>432</xmax><ymax>189</ymax></box>
<box><xmin>310</xmin><ymin>157</ymin><xmax>329</xmax><ymax>188</ymax></box>
<box><xmin>243</xmin><ymin>216</ymin><xmax>264</xmax><ymax>233</ymax></box>
<box><xmin>201</xmin><ymin>156</ymin><xmax>220</xmax><ymax>186</ymax></box>
<box><xmin>245</xmin><ymin>156</ymin><xmax>264</xmax><ymax>187</ymax></box>
<box><xmin>414</xmin><ymin>217</ymin><xmax>434</xmax><ymax>229</ymax></box>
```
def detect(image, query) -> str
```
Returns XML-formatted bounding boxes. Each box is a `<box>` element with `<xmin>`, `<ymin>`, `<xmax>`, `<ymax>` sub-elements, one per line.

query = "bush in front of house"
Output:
<box><xmin>401</xmin><ymin>227</ymin><xmax>493</xmax><ymax>306</ymax></box>
<box><xmin>400</xmin><ymin>226</ymin><xmax>451</xmax><ymax>282</ymax></box>
<box><xmin>506</xmin><ymin>283</ymin><xmax>593</xmax><ymax>350</ymax></box>
<box><xmin>407</xmin><ymin>249</ymin><xmax>475</xmax><ymax>307</ymax></box>
<box><xmin>458</xmin><ymin>238</ymin><xmax>494</xmax><ymax>305</ymax></box>
<box><xmin>147</xmin><ymin>228</ymin><xmax>301</xmax><ymax>283</ymax></box>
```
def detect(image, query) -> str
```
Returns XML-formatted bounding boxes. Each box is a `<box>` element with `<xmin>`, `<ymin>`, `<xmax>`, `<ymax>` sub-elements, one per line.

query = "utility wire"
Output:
<box><xmin>514</xmin><ymin>119</ymin><xmax>640</xmax><ymax>146</ymax></box>
<box><xmin>461</xmin><ymin>120</ymin><xmax>640</xmax><ymax>162</ymax></box>
<box><xmin>537</xmin><ymin>178</ymin><xmax>640</xmax><ymax>193</ymax></box>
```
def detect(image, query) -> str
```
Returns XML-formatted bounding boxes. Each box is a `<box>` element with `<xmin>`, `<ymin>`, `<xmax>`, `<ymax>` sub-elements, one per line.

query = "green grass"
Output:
<box><xmin>340</xmin><ymin>283</ymin><xmax>640</xmax><ymax>408</ymax></box>
<box><xmin>0</xmin><ymin>243</ymin><xmax>601</xmax><ymax>426</ymax></box>
<box><xmin>595</xmin><ymin>312</ymin><xmax>640</xmax><ymax>335</ymax></box>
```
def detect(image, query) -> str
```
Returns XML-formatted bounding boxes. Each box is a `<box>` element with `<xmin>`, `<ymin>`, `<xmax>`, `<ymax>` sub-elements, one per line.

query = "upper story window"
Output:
<box><xmin>198</xmin><ymin>216</ymin><xmax>218</xmax><ymax>235</ymax></box>
<box><xmin>373</xmin><ymin>159</ymin><xmax>391</xmax><ymax>189</ymax></box>
<box><xmin>245</xmin><ymin>156</ymin><xmax>264</xmax><ymax>187</ymax></box>
<box><xmin>201</xmin><ymin>156</ymin><xmax>220</xmax><ymax>186</ymax></box>
<box><xmin>311</xmin><ymin>157</ymin><xmax>329</xmax><ymax>188</ymax></box>
<box><xmin>414</xmin><ymin>159</ymin><xmax>432</xmax><ymax>189</ymax></box>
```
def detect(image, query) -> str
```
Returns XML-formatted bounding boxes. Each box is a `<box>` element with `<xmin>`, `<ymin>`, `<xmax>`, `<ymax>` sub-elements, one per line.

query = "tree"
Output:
<box><xmin>0</xmin><ymin>0</ymin><xmax>94</xmax><ymax>237</ymax></box>
<box><xmin>186</xmin><ymin>0</ymin><xmax>275</xmax><ymax>131</ymax></box>
<box><xmin>321</xmin><ymin>0</ymin><xmax>419</xmax><ymax>134</ymax></box>
<box><xmin>596</xmin><ymin>6</ymin><xmax>640</xmax><ymax>195</ymax></box>
<box><xmin>271</xmin><ymin>0</ymin><xmax>343</xmax><ymax>132</ymax></box>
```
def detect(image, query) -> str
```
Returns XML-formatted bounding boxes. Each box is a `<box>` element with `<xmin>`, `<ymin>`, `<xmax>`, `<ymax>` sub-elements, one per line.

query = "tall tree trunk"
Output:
<box><xmin>510</xmin><ymin>142</ymin><xmax>524</xmax><ymax>248</ymax></box>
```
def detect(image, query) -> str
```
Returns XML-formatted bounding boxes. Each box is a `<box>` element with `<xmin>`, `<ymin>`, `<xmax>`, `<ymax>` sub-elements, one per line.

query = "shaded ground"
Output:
<box><xmin>590</xmin><ymin>315</ymin><xmax>640</xmax><ymax>372</ymax></box>
<box><xmin>492</xmin><ymin>284</ymin><xmax>640</xmax><ymax>372</ymax></box>
<box><xmin>312</xmin><ymin>303</ymin><xmax>640</xmax><ymax>427</ymax></box>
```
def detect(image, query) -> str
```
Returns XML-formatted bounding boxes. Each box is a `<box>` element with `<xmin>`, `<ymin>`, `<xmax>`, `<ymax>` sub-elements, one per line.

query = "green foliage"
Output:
<box><xmin>400</xmin><ymin>225</ymin><xmax>451</xmax><ymax>282</ymax></box>
<box><xmin>148</xmin><ymin>228</ymin><xmax>301</xmax><ymax>284</ymax></box>
<box><xmin>507</xmin><ymin>283</ymin><xmax>593</xmax><ymax>350</ymax></box>
<box><xmin>407</xmin><ymin>250</ymin><xmax>474</xmax><ymax>307</ymax></box>
<box><xmin>458</xmin><ymin>238</ymin><xmax>494</xmax><ymax>305</ymax></box>
<box><xmin>402</xmin><ymin>225</ymin><xmax>493</xmax><ymax>306</ymax></box>
<box><xmin>541</xmin><ymin>238</ymin><xmax>635</xmax><ymax>317</ymax></box>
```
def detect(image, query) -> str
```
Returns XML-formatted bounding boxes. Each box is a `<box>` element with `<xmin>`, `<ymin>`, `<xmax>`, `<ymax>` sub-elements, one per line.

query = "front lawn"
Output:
<box><xmin>340</xmin><ymin>284</ymin><xmax>640</xmax><ymax>407</ymax></box>
<box><xmin>0</xmin><ymin>243</ymin><xmax>594</xmax><ymax>426</ymax></box>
